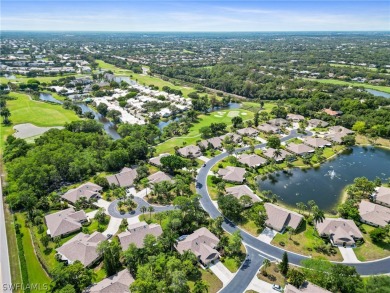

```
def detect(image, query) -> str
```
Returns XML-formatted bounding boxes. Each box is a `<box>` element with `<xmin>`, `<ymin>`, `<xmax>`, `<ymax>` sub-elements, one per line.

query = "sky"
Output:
<box><xmin>1</xmin><ymin>0</ymin><xmax>389</xmax><ymax>32</ymax></box>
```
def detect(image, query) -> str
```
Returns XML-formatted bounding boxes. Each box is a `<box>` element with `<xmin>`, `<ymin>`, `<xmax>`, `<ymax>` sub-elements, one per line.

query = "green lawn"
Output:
<box><xmin>241</xmin><ymin>102</ymin><xmax>276</xmax><ymax>113</ymax></box>
<box><xmin>257</xmin><ymin>262</ymin><xmax>287</xmax><ymax>287</ymax></box>
<box><xmin>354</xmin><ymin>224</ymin><xmax>390</xmax><ymax>261</ymax></box>
<box><xmin>155</xmin><ymin>108</ymin><xmax>253</xmax><ymax>154</ymax></box>
<box><xmin>306</xmin><ymin>78</ymin><xmax>390</xmax><ymax>94</ymax></box>
<box><xmin>271</xmin><ymin>220</ymin><xmax>343</xmax><ymax>261</ymax></box>
<box><xmin>4</xmin><ymin>207</ymin><xmax>22</xmax><ymax>293</ymax></box>
<box><xmin>1</xmin><ymin>92</ymin><xmax>80</xmax><ymax>149</ymax></box>
<box><xmin>15</xmin><ymin>213</ymin><xmax>51</xmax><ymax>292</ymax></box>
<box><xmin>329</xmin><ymin>63</ymin><xmax>382</xmax><ymax>72</ymax></box>
<box><xmin>188</xmin><ymin>269</ymin><xmax>222</xmax><ymax>293</ymax></box>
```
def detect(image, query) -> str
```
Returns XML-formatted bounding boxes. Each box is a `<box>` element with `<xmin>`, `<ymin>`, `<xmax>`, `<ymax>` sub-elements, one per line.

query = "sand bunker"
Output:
<box><xmin>13</xmin><ymin>123</ymin><xmax>63</xmax><ymax>139</ymax></box>
<box><xmin>227</xmin><ymin>111</ymin><xmax>239</xmax><ymax>117</ymax></box>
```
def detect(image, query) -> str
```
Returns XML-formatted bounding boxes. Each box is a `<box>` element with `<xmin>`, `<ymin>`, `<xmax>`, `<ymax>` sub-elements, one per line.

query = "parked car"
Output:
<box><xmin>272</xmin><ymin>284</ymin><xmax>282</xmax><ymax>292</ymax></box>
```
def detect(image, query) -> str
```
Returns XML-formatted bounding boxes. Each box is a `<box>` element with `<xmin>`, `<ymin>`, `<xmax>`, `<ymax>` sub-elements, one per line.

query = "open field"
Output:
<box><xmin>155</xmin><ymin>108</ymin><xmax>253</xmax><ymax>154</ymax></box>
<box><xmin>306</xmin><ymin>78</ymin><xmax>390</xmax><ymax>94</ymax></box>
<box><xmin>1</xmin><ymin>92</ymin><xmax>80</xmax><ymax>149</ymax></box>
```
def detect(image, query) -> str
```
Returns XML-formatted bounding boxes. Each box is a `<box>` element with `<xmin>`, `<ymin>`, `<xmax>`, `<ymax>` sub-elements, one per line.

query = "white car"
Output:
<box><xmin>272</xmin><ymin>284</ymin><xmax>282</xmax><ymax>292</ymax></box>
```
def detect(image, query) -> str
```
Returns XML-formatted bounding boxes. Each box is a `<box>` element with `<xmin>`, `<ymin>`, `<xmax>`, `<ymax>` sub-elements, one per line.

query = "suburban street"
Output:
<box><xmin>0</xmin><ymin>180</ymin><xmax>12</xmax><ymax>292</ymax></box>
<box><xmin>196</xmin><ymin>129</ymin><xmax>390</xmax><ymax>293</ymax></box>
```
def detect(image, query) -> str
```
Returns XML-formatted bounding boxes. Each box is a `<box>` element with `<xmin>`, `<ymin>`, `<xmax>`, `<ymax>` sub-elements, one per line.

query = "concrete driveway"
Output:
<box><xmin>198</xmin><ymin>156</ymin><xmax>210</xmax><ymax>162</ymax></box>
<box><xmin>339</xmin><ymin>246</ymin><xmax>360</xmax><ymax>263</ymax></box>
<box><xmin>209</xmin><ymin>260</ymin><xmax>233</xmax><ymax>285</ymax></box>
<box><xmin>86</xmin><ymin>210</ymin><xmax>98</xmax><ymax>220</ymax></box>
<box><xmin>245</xmin><ymin>276</ymin><xmax>277</xmax><ymax>293</ymax></box>
<box><xmin>134</xmin><ymin>188</ymin><xmax>151</xmax><ymax>198</ymax></box>
<box><xmin>102</xmin><ymin>217</ymin><xmax>122</xmax><ymax>237</ymax></box>
<box><xmin>95</xmin><ymin>198</ymin><xmax>111</xmax><ymax>213</ymax></box>
<box><xmin>257</xmin><ymin>227</ymin><xmax>278</xmax><ymax>244</ymax></box>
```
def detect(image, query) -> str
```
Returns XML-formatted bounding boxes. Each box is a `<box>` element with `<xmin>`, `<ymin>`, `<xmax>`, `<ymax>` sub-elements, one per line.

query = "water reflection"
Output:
<box><xmin>258</xmin><ymin>146</ymin><xmax>390</xmax><ymax>211</ymax></box>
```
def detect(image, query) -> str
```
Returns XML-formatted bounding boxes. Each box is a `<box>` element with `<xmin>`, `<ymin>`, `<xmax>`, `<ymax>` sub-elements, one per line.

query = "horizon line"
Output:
<box><xmin>1</xmin><ymin>30</ymin><xmax>390</xmax><ymax>33</ymax></box>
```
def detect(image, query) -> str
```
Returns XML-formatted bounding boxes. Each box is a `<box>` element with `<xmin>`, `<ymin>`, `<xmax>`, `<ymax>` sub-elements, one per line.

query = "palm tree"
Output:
<box><xmin>296</xmin><ymin>202</ymin><xmax>307</xmax><ymax>215</ymax></box>
<box><xmin>262</xmin><ymin>258</ymin><xmax>271</xmax><ymax>275</ymax></box>
<box><xmin>216</xmin><ymin>181</ymin><xmax>226</xmax><ymax>195</ymax></box>
<box><xmin>273</xmin><ymin>148</ymin><xmax>282</xmax><ymax>160</ymax></box>
<box><xmin>307</xmin><ymin>200</ymin><xmax>316</xmax><ymax>216</ymax></box>
<box><xmin>140</xmin><ymin>206</ymin><xmax>147</xmax><ymax>214</ymax></box>
<box><xmin>312</xmin><ymin>206</ymin><xmax>325</xmax><ymax>224</ymax></box>
<box><xmin>286</xmin><ymin>227</ymin><xmax>296</xmax><ymax>240</ymax></box>
<box><xmin>147</xmin><ymin>206</ymin><xmax>155</xmax><ymax>220</ymax></box>
<box><xmin>155</xmin><ymin>212</ymin><xmax>163</xmax><ymax>225</ymax></box>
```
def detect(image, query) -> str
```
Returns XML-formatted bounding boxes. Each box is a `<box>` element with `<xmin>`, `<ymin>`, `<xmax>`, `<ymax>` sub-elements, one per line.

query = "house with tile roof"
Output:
<box><xmin>315</xmin><ymin>218</ymin><xmax>363</xmax><ymax>247</ymax></box>
<box><xmin>177</xmin><ymin>145</ymin><xmax>202</xmax><ymax>158</ymax></box>
<box><xmin>359</xmin><ymin>201</ymin><xmax>390</xmax><ymax>227</ymax></box>
<box><xmin>147</xmin><ymin>171</ymin><xmax>174</xmax><ymax>185</ymax></box>
<box><xmin>217</xmin><ymin>166</ymin><xmax>246</xmax><ymax>183</ymax></box>
<box><xmin>286</xmin><ymin>143</ymin><xmax>315</xmax><ymax>156</ymax></box>
<box><xmin>238</xmin><ymin>153</ymin><xmax>267</xmax><ymax>167</ymax></box>
<box><xmin>45</xmin><ymin>208</ymin><xmax>87</xmax><ymax>238</ymax></box>
<box><xmin>264</xmin><ymin>203</ymin><xmax>303</xmax><ymax>232</ymax></box>
<box><xmin>303</xmin><ymin>137</ymin><xmax>332</xmax><ymax>148</ymax></box>
<box><xmin>84</xmin><ymin>269</ymin><xmax>134</xmax><ymax>293</ymax></box>
<box><xmin>106</xmin><ymin>167</ymin><xmax>138</xmax><ymax>188</ymax></box>
<box><xmin>373</xmin><ymin>186</ymin><xmax>390</xmax><ymax>207</ymax></box>
<box><xmin>226</xmin><ymin>185</ymin><xmax>261</xmax><ymax>204</ymax></box>
<box><xmin>62</xmin><ymin>182</ymin><xmax>102</xmax><ymax>204</ymax></box>
<box><xmin>257</xmin><ymin>123</ymin><xmax>280</xmax><ymax>134</ymax></box>
<box><xmin>118</xmin><ymin>222</ymin><xmax>163</xmax><ymax>250</ymax></box>
<box><xmin>175</xmin><ymin>227</ymin><xmax>220</xmax><ymax>266</ymax></box>
<box><xmin>262</xmin><ymin>148</ymin><xmax>290</xmax><ymax>162</ymax></box>
<box><xmin>236</xmin><ymin>127</ymin><xmax>259</xmax><ymax>137</ymax></box>
<box><xmin>148</xmin><ymin>153</ymin><xmax>170</xmax><ymax>167</ymax></box>
<box><xmin>56</xmin><ymin>232</ymin><xmax>106</xmax><ymax>267</ymax></box>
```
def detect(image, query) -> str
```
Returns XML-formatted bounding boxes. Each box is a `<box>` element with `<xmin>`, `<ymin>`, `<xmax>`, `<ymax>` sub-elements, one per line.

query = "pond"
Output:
<box><xmin>39</xmin><ymin>93</ymin><xmax>63</xmax><ymax>104</ymax></box>
<box><xmin>366</xmin><ymin>89</ymin><xmax>390</xmax><ymax>99</ymax></box>
<box><xmin>157</xmin><ymin>117</ymin><xmax>180</xmax><ymax>130</ymax></box>
<box><xmin>257</xmin><ymin>146</ymin><xmax>390</xmax><ymax>212</ymax></box>
<box><xmin>77</xmin><ymin>103</ymin><xmax>121</xmax><ymax>140</ymax></box>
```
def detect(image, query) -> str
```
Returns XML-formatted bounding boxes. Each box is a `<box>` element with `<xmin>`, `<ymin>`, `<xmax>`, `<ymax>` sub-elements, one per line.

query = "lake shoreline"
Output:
<box><xmin>259</xmin><ymin>145</ymin><xmax>390</xmax><ymax>212</ymax></box>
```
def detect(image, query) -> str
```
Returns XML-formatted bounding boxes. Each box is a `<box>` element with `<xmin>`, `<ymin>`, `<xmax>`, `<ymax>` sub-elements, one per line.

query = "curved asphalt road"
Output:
<box><xmin>196</xmin><ymin>130</ymin><xmax>390</xmax><ymax>293</ymax></box>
